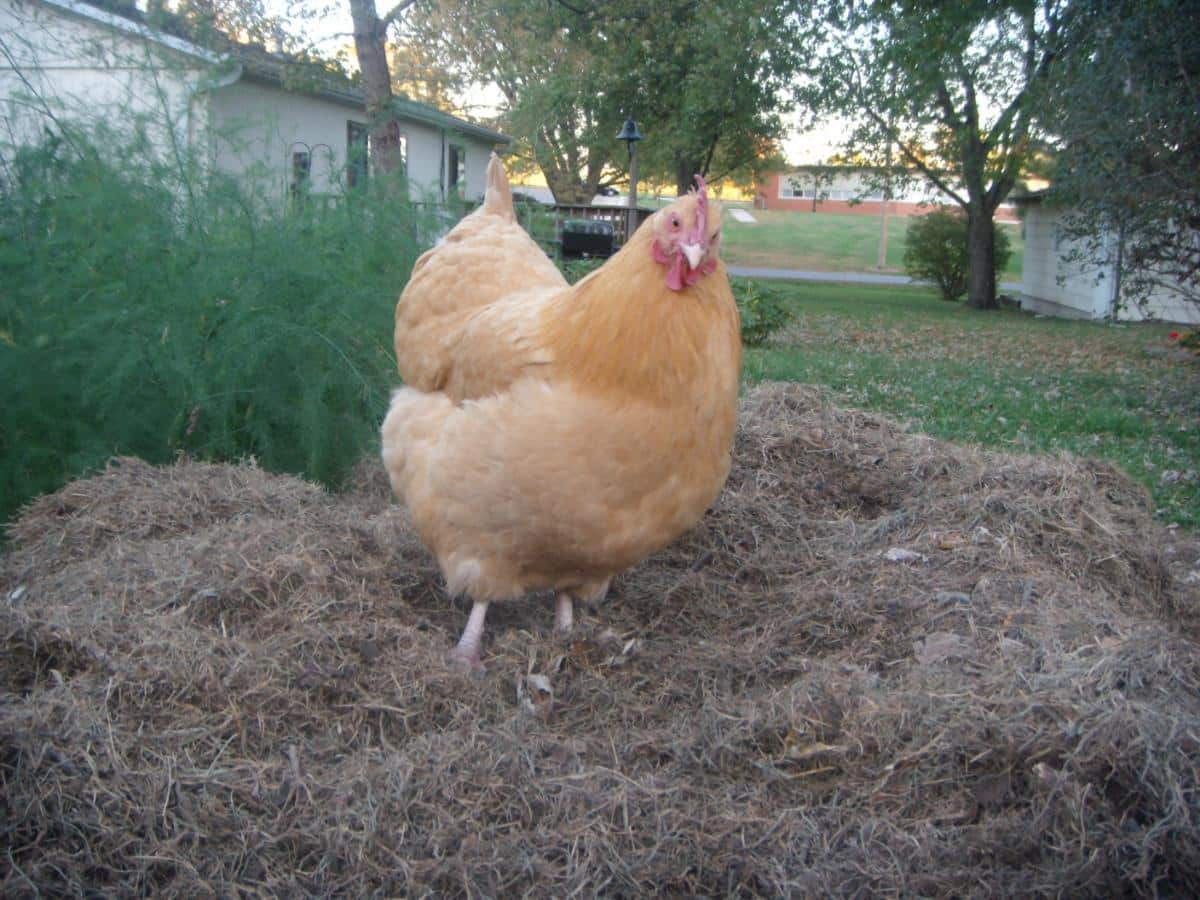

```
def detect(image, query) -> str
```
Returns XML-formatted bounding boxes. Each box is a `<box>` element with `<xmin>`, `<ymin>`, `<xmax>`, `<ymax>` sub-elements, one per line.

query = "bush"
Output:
<box><xmin>903</xmin><ymin>207</ymin><xmax>1012</xmax><ymax>300</ymax></box>
<box><xmin>558</xmin><ymin>260</ymin><xmax>793</xmax><ymax>347</ymax></box>
<box><xmin>0</xmin><ymin>132</ymin><xmax>439</xmax><ymax>528</ymax></box>
<box><xmin>733</xmin><ymin>280</ymin><xmax>793</xmax><ymax>346</ymax></box>
<box><xmin>557</xmin><ymin>257</ymin><xmax>605</xmax><ymax>284</ymax></box>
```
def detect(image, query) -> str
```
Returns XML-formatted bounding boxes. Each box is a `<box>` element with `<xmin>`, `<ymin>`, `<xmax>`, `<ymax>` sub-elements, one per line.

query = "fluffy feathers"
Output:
<box><xmin>381</xmin><ymin>154</ymin><xmax>741</xmax><ymax>667</ymax></box>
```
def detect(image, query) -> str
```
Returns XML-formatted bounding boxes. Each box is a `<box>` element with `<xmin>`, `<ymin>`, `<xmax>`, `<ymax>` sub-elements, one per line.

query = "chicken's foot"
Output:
<box><xmin>452</xmin><ymin>599</ymin><xmax>489</xmax><ymax>671</ymax></box>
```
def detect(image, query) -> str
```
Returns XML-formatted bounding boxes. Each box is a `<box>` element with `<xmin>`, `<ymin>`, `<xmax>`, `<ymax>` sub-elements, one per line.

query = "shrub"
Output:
<box><xmin>903</xmin><ymin>207</ymin><xmax>1012</xmax><ymax>300</ymax></box>
<box><xmin>733</xmin><ymin>280</ymin><xmax>794</xmax><ymax>346</ymax></box>
<box><xmin>0</xmin><ymin>132</ymin><xmax>439</xmax><ymax>528</ymax></box>
<box><xmin>557</xmin><ymin>257</ymin><xmax>605</xmax><ymax>284</ymax></box>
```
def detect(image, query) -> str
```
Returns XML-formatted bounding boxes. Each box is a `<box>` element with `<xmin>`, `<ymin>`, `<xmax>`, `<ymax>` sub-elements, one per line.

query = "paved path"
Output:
<box><xmin>728</xmin><ymin>266</ymin><xmax>911</xmax><ymax>285</ymax></box>
<box><xmin>728</xmin><ymin>265</ymin><xmax>1022</xmax><ymax>293</ymax></box>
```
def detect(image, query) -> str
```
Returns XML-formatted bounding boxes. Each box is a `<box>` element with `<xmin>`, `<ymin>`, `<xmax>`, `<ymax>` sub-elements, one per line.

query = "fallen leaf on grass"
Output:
<box><xmin>517</xmin><ymin>673</ymin><xmax>554</xmax><ymax>719</ymax></box>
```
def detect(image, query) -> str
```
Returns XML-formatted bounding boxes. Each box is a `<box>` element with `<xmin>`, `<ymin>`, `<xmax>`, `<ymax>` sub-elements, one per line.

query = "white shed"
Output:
<box><xmin>1015</xmin><ymin>192</ymin><xmax>1199</xmax><ymax>325</ymax></box>
<box><xmin>0</xmin><ymin>0</ymin><xmax>510</xmax><ymax>207</ymax></box>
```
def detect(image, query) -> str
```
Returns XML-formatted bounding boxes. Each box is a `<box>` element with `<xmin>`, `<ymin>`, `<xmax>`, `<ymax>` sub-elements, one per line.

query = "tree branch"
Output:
<box><xmin>859</xmin><ymin>102</ymin><xmax>968</xmax><ymax>208</ymax></box>
<box><xmin>379</xmin><ymin>0</ymin><xmax>419</xmax><ymax>31</ymax></box>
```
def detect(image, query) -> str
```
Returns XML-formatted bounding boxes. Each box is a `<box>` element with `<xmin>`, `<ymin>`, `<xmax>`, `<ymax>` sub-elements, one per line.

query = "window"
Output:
<box><xmin>369</xmin><ymin>121</ymin><xmax>407</xmax><ymax>176</ymax></box>
<box><xmin>448</xmin><ymin>144</ymin><xmax>466</xmax><ymax>197</ymax></box>
<box><xmin>347</xmin><ymin>122</ymin><xmax>369</xmax><ymax>189</ymax></box>
<box><xmin>291</xmin><ymin>149</ymin><xmax>311</xmax><ymax>202</ymax></box>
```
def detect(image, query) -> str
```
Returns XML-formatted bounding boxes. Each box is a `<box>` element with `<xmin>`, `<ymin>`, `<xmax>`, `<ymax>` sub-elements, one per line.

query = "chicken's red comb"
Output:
<box><xmin>688</xmin><ymin>174</ymin><xmax>708</xmax><ymax>244</ymax></box>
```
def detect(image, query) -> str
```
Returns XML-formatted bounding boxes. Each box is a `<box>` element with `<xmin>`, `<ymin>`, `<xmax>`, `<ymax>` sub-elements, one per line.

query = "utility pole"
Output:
<box><xmin>616</xmin><ymin>118</ymin><xmax>644</xmax><ymax>244</ymax></box>
<box><xmin>878</xmin><ymin>70</ymin><xmax>896</xmax><ymax>271</ymax></box>
<box><xmin>877</xmin><ymin>154</ymin><xmax>891</xmax><ymax>270</ymax></box>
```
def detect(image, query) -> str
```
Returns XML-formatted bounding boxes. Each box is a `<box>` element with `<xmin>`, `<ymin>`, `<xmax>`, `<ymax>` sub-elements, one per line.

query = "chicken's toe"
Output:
<box><xmin>450</xmin><ymin>645</ymin><xmax>486</xmax><ymax>674</ymax></box>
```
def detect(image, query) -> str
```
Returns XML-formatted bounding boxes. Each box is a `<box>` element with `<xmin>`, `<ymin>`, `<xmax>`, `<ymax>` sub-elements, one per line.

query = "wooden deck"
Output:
<box><xmin>551</xmin><ymin>204</ymin><xmax>655</xmax><ymax>247</ymax></box>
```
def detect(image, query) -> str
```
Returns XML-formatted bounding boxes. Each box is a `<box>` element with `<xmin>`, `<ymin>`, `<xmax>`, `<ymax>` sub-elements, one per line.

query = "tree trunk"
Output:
<box><xmin>347</xmin><ymin>0</ymin><xmax>399</xmax><ymax>172</ymax></box>
<box><xmin>546</xmin><ymin>178</ymin><xmax>591</xmax><ymax>205</ymax></box>
<box><xmin>675</xmin><ymin>158</ymin><xmax>703</xmax><ymax>197</ymax></box>
<box><xmin>540</xmin><ymin>158</ymin><xmax>590</xmax><ymax>204</ymax></box>
<box><xmin>965</xmin><ymin>209</ymin><xmax>997</xmax><ymax>309</ymax></box>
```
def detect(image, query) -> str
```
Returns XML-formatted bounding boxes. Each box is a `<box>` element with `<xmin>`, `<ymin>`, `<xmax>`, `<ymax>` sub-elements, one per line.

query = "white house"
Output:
<box><xmin>0</xmin><ymin>0</ymin><xmax>509</xmax><ymax>206</ymax></box>
<box><xmin>758</xmin><ymin>167</ymin><xmax>1019</xmax><ymax>222</ymax></box>
<box><xmin>1015</xmin><ymin>192</ymin><xmax>1199</xmax><ymax>325</ymax></box>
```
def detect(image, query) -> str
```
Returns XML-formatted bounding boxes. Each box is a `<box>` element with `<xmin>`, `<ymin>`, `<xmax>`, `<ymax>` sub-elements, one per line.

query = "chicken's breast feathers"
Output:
<box><xmin>382</xmin><ymin>371</ymin><xmax>737</xmax><ymax>603</ymax></box>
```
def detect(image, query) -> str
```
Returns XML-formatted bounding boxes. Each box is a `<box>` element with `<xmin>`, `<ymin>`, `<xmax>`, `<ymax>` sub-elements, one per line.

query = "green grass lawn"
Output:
<box><xmin>721</xmin><ymin>209</ymin><xmax>1024</xmax><ymax>282</ymax></box>
<box><xmin>739</xmin><ymin>280</ymin><xmax>1200</xmax><ymax>528</ymax></box>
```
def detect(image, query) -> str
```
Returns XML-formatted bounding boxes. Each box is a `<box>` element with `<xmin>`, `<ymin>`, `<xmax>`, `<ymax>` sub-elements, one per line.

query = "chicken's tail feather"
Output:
<box><xmin>483</xmin><ymin>153</ymin><xmax>515</xmax><ymax>222</ymax></box>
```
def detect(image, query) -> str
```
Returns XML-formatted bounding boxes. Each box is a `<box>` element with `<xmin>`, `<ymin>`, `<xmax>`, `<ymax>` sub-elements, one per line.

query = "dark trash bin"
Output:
<box><xmin>561</xmin><ymin>219</ymin><xmax>614</xmax><ymax>258</ymax></box>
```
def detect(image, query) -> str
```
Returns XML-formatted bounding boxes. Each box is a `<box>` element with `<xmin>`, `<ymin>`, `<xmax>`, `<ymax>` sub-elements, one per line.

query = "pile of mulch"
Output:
<box><xmin>3</xmin><ymin>382</ymin><xmax>1198</xmax><ymax>897</ymax></box>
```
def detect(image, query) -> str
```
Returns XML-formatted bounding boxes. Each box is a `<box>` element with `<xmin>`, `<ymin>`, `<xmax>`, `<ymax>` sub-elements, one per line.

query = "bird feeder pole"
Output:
<box><xmin>616</xmin><ymin>118</ymin><xmax>643</xmax><ymax>243</ymax></box>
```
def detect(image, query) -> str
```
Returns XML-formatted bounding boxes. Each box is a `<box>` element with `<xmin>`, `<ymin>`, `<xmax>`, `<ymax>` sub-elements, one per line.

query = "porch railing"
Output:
<box><xmin>550</xmin><ymin>204</ymin><xmax>656</xmax><ymax>247</ymax></box>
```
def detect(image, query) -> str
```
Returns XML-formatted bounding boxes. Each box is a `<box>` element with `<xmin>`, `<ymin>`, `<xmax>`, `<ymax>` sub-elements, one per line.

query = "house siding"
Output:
<box><xmin>1020</xmin><ymin>204</ymin><xmax>1113</xmax><ymax>319</ymax></box>
<box><xmin>1018</xmin><ymin>201</ymin><xmax>1199</xmax><ymax>324</ymax></box>
<box><xmin>1</xmin><ymin>0</ymin><xmax>214</xmax><ymax>165</ymax></box>
<box><xmin>207</xmin><ymin>79</ymin><xmax>368</xmax><ymax>205</ymax></box>
<box><xmin>2</xmin><ymin>0</ymin><xmax>508</xmax><ymax>208</ymax></box>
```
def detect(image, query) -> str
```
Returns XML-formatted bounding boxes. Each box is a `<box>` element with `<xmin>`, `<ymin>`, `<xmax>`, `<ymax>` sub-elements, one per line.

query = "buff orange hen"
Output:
<box><xmin>382</xmin><ymin>155</ymin><xmax>741</xmax><ymax>668</ymax></box>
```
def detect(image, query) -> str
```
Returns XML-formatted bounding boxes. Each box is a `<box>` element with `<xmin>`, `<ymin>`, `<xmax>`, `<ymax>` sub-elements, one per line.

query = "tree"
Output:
<box><xmin>626</xmin><ymin>0</ymin><xmax>800</xmax><ymax>196</ymax></box>
<box><xmin>387</xmin><ymin>41</ymin><xmax>465</xmax><ymax>112</ymax></box>
<box><xmin>396</xmin><ymin>0</ymin><xmax>629</xmax><ymax>202</ymax></box>
<box><xmin>1049</xmin><ymin>0</ymin><xmax>1200</xmax><ymax>315</ymax></box>
<box><xmin>401</xmin><ymin>0</ymin><xmax>801</xmax><ymax>202</ymax></box>
<box><xmin>800</xmin><ymin>1</ymin><xmax>1069</xmax><ymax>309</ymax></box>
<box><xmin>903</xmin><ymin>206</ymin><xmax>1012</xmax><ymax>301</ymax></box>
<box><xmin>346</xmin><ymin>0</ymin><xmax>418</xmax><ymax>172</ymax></box>
<box><xmin>787</xmin><ymin>165</ymin><xmax>837</xmax><ymax>211</ymax></box>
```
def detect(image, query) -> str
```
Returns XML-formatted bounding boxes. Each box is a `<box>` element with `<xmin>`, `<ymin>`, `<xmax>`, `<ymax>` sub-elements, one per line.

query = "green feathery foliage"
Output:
<box><xmin>0</xmin><ymin>130</ymin><xmax>438</xmax><ymax>528</ymax></box>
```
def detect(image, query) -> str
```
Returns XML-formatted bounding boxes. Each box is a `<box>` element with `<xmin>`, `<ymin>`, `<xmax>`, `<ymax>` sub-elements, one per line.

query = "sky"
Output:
<box><xmin>270</xmin><ymin>1</ymin><xmax>841</xmax><ymax>166</ymax></box>
<box><xmin>784</xmin><ymin>119</ymin><xmax>845</xmax><ymax>165</ymax></box>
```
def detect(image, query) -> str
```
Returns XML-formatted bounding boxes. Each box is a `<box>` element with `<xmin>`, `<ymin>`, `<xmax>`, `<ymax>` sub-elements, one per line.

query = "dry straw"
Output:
<box><xmin>3</xmin><ymin>383</ymin><xmax>1198</xmax><ymax>896</ymax></box>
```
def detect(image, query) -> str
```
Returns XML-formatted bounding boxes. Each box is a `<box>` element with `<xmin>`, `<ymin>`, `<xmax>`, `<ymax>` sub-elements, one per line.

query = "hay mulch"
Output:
<box><xmin>3</xmin><ymin>382</ymin><xmax>1199</xmax><ymax>897</ymax></box>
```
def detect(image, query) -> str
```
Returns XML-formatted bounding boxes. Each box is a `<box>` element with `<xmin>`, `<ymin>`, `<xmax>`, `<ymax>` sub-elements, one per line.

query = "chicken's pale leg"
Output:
<box><xmin>554</xmin><ymin>592</ymin><xmax>574</xmax><ymax>632</ymax></box>
<box><xmin>452</xmin><ymin>599</ymin><xmax>489</xmax><ymax>670</ymax></box>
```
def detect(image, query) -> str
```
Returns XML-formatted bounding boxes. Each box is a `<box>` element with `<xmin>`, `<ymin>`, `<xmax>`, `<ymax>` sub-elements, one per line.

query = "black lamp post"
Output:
<box><xmin>616</xmin><ymin>117</ymin><xmax>643</xmax><ymax>241</ymax></box>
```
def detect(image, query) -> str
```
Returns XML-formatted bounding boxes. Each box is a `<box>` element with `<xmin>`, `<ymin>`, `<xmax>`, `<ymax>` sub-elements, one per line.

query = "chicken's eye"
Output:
<box><xmin>670</xmin><ymin>214</ymin><xmax>681</xmax><ymax>230</ymax></box>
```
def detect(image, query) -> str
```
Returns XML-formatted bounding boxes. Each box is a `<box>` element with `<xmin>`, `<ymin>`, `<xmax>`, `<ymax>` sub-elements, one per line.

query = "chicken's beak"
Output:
<box><xmin>681</xmin><ymin>242</ymin><xmax>704</xmax><ymax>270</ymax></box>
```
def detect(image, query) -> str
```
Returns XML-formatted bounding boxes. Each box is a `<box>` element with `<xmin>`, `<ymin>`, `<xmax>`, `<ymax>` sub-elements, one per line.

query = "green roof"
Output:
<box><xmin>237</xmin><ymin>50</ymin><xmax>509</xmax><ymax>146</ymax></box>
<box><xmin>62</xmin><ymin>0</ymin><xmax>509</xmax><ymax>146</ymax></box>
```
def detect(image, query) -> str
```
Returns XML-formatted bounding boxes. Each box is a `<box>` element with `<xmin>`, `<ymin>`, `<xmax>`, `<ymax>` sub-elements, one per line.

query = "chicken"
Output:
<box><xmin>381</xmin><ymin>153</ymin><xmax>741</xmax><ymax>668</ymax></box>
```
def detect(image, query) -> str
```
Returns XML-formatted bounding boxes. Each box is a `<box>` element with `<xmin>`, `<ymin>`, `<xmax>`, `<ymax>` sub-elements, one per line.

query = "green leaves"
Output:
<box><xmin>799</xmin><ymin>0</ymin><xmax>1067</xmax><ymax>306</ymax></box>
<box><xmin>732</xmin><ymin>279</ymin><xmax>794</xmax><ymax>346</ymax></box>
<box><xmin>401</xmin><ymin>0</ymin><xmax>803</xmax><ymax>199</ymax></box>
<box><xmin>0</xmin><ymin>133</ymin><xmax>430</xmax><ymax>528</ymax></box>
<box><xmin>903</xmin><ymin>207</ymin><xmax>1012</xmax><ymax>300</ymax></box>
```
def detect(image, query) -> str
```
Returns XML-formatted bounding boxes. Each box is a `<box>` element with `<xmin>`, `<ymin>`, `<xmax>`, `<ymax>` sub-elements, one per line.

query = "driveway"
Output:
<box><xmin>729</xmin><ymin>265</ymin><xmax>1022</xmax><ymax>293</ymax></box>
